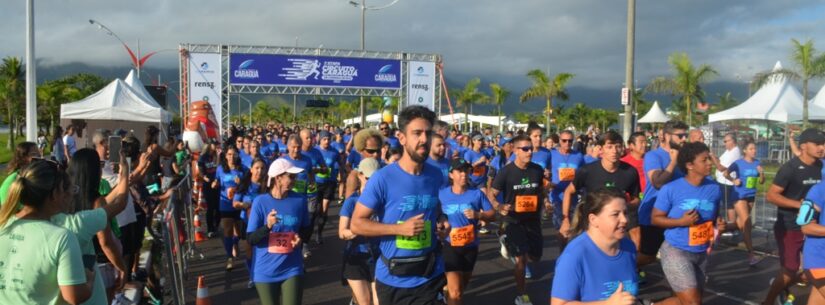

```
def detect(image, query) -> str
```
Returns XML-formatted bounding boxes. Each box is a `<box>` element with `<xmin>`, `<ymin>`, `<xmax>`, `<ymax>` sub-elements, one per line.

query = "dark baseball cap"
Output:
<box><xmin>449</xmin><ymin>158</ymin><xmax>472</xmax><ymax>172</ymax></box>
<box><xmin>799</xmin><ymin>128</ymin><xmax>825</xmax><ymax>145</ymax></box>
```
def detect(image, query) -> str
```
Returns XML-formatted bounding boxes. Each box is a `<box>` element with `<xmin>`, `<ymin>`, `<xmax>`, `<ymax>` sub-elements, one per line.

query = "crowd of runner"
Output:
<box><xmin>1</xmin><ymin>104</ymin><xmax>825</xmax><ymax>305</ymax></box>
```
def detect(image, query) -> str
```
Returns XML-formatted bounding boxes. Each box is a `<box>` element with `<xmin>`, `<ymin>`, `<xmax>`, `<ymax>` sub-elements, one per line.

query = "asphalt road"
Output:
<box><xmin>184</xmin><ymin>204</ymin><xmax>810</xmax><ymax>305</ymax></box>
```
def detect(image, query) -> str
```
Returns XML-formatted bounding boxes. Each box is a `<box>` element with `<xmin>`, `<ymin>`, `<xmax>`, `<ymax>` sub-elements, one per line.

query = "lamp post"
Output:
<box><xmin>348</xmin><ymin>0</ymin><xmax>400</xmax><ymax>126</ymax></box>
<box><xmin>622</xmin><ymin>0</ymin><xmax>636</xmax><ymax>139</ymax></box>
<box><xmin>25</xmin><ymin>0</ymin><xmax>36</xmax><ymax>141</ymax></box>
<box><xmin>89</xmin><ymin>19</ymin><xmax>168</xmax><ymax>80</ymax></box>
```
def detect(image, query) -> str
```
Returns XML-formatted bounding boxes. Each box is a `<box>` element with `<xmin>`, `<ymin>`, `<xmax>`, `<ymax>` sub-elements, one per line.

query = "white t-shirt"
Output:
<box><xmin>63</xmin><ymin>135</ymin><xmax>77</xmax><ymax>156</ymax></box>
<box><xmin>716</xmin><ymin>146</ymin><xmax>741</xmax><ymax>185</ymax></box>
<box><xmin>103</xmin><ymin>161</ymin><xmax>138</xmax><ymax>226</ymax></box>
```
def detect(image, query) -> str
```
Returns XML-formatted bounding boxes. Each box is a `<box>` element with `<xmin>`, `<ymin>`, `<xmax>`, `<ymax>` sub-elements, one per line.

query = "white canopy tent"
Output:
<box><xmin>811</xmin><ymin>82</ymin><xmax>825</xmax><ymax>109</ymax></box>
<box><xmin>123</xmin><ymin>69</ymin><xmax>162</xmax><ymax>107</ymax></box>
<box><xmin>637</xmin><ymin>101</ymin><xmax>669</xmax><ymax>123</ymax></box>
<box><xmin>60</xmin><ymin>77</ymin><xmax>172</xmax><ymax>147</ymax></box>
<box><xmin>709</xmin><ymin>61</ymin><xmax>825</xmax><ymax>123</ymax></box>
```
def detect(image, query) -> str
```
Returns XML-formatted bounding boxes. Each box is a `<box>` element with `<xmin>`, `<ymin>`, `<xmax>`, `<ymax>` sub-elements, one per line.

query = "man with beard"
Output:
<box><xmin>426</xmin><ymin>133</ymin><xmax>451</xmax><ymax>188</ymax></box>
<box><xmin>351</xmin><ymin>106</ymin><xmax>446</xmax><ymax>305</ymax></box>
<box><xmin>637</xmin><ymin>120</ymin><xmax>688</xmax><ymax>270</ymax></box>
<box><xmin>490</xmin><ymin>135</ymin><xmax>547</xmax><ymax>305</ymax></box>
<box><xmin>560</xmin><ymin>131</ymin><xmax>640</xmax><ymax>249</ymax></box>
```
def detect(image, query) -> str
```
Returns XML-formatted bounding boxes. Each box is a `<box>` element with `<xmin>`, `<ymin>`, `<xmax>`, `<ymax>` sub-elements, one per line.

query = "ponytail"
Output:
<box><xmin>567</xmin><ymin>188</ymin><xmax>628</xmax><ymax>238</ymax></box>
<box><xmin>0</xmin><ymin>178</ymin><xmax>25</xmax><ymax>229</ymax></box>
<box><xmin>569</xmin><ymin>199</ymin><xmax>589</xmax><ymax>237</ymax></box>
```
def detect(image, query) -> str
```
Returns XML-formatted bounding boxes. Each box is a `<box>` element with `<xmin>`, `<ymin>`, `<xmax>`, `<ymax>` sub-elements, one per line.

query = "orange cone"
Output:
<box><xmin>194</xmin><ymin>208</ymin><xmax>207</xmax><ymax>242</ymax></box>
<box><xmin>196</xmin><ymin>275</ymin><xmax>211</xmax><ymax>305</ymax></box>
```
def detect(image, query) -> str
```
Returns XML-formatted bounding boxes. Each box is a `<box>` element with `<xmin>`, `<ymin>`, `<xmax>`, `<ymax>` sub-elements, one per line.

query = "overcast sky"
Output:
<box><xmin>2</xmin><ymin>0</ymin><xmax>825</xmax><ymax>92</ymax></box>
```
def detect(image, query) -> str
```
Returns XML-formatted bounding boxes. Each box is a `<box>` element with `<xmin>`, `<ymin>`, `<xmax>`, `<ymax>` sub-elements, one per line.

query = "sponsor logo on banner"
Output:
<box><xmin>229</xmin><ymin>53</ymin><xmax>400</xmax><ymax>89</ymax></box>
<box><xmin>234</xmin><ymin>60</ymin><xmax>259</xmax><ymax>79</ymax></box>
<box><xmin>407</xmin><ymin>61</ymin><xmax>436</xmax><ymax>110</ymax></box>
<box><xmin>189</xmin><ymin>52</ymin><xmax>223</xmax><ymax>132</ymax></box>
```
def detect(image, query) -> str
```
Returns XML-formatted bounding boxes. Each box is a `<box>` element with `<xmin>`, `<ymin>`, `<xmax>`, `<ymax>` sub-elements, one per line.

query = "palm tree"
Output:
<box><xmin>520</xmin><ymin>69</ymin><xmax>574</xmax><ymax>133</ymax></box>
<box><xmin>0</xmin><ymin>57</ymin><xmax>25</xmax><ymax>149</ymax></box>
<box><xmin>647</xmin><ymin>52</ymin><xmax>717</xmax><ymax>127</ymax></box>
<box><xmin>454</xmin><ymin>78</ymin><xmax>488</xmax><ymax>131</ymax></box>
<box><xmin>752</xmin><ymin>39</ymin><xmax>825</xmax><ymax>127</ymax></box>
<box><xmin>252</xmin><ymin>101</ymin><xmax>276</xmax><ymax>123</ymax></box>
<box><xmin>567</xmin><ymin>103</ymin><xmax>591</xmax><ymax>131</ymax></box>
<box><xmin>489</xmin><ymin>83</ymin><xmax>510</xmax><ymax>132</ymax></box>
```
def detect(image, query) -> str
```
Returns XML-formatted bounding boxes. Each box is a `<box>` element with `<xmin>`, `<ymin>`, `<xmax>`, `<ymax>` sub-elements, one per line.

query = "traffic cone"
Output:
<box><xmin>194</xmin><ymin>208</ymin><xmax>207</xmax><ymax>242</ymax></box>
<box><xmin>196</xmin><ymin>275</ymin><xmax>211</xmax><ymax>305</ymax></box>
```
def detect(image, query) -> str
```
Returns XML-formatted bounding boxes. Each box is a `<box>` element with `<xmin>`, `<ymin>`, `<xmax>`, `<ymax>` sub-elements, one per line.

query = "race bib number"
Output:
<box><xmin>745</xmin><ymin>177</ymin><xmax>757</xmax><ymax>189</ymax></box>
<box><xmin>472</xmin><ymin>164</ymin><xmax>486</xmax><ymax>177</ymax></box>
<box><xmin>449</xmin><ymin>225</ymin><xmax>475</xmax><ymax>247</ymax></box>
<box><xmin>558</xmin><ymin>168</ymin><xmax>575</xmax><ymax>182</ymax></box>
<box><xmin>268</xmin><ymin>232</ymin><xmax>295</xmax><ymax>254</ymax></box>
<box><xmin>396</xmin><ymin>220</ymin><xmax>432</xmax><ymax>250</ymax></box>
<box><xmin>515</xmin><ymin>195</ymin><xmax>538</xmax><ymax>213</ymax></box>
<box><xmin>688</xmin><ymin>221</ymin><xmax>713</xmax><ymax>246</ymax></box>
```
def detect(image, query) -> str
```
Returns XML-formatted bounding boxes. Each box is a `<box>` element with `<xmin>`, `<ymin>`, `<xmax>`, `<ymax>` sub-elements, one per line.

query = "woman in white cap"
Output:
<box><xmin>247</xmin><ymin>158</ymin><xmax>312</xmax><ymax>305</ymax></box>
<box><xmin>339</xmin><ymin>158</ymin><xmax>381</xmax><ymax>305</ymax></box>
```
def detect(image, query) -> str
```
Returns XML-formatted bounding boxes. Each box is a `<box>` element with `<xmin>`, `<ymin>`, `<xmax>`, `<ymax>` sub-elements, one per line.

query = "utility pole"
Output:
<box><xmin>359</xmin><ymin>0</ymin><xmax>367</xmax><ymax>127</ymax></box>
<box><xmin>25</xmin><ymin>0</ymin><xmax>37</xmax><ymax>141</ymax></box>
<box><xmin>622</xmin><ymin>0</ymin><xmax>636</xmax><ymax>140</ymax></box>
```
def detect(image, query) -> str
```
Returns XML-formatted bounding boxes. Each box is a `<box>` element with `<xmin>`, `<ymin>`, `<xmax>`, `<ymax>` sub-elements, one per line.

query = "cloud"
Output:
<box><xmin>1</xmin><ymin>0</ymin><xmax>824</xmax><ymax>92</ymax></box>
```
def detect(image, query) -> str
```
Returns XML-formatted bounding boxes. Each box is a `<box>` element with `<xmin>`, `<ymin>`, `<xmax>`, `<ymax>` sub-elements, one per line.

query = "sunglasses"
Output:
<box><xmin>365</xmin><ymin>148</ymin><xmax>380</xmax><ymax>155</ymax></box>
<box><xmin>672</xmin><ymin>133</ymin><xmax>687</xmax><ymax>139</ymax></box>
<box><xmin>379</xmin><ymin>127</ymin><xmax>388</xmax><ymax>131</ymax></box>
<box><xmin>516</xmin><ymin>146</ymin><xmax>533</xmax><ymax>152</ymax></box>
<box><xmin>560</xmin><ymin>139</ymin><xmax>573</xmax><ymax>143</ymax></box>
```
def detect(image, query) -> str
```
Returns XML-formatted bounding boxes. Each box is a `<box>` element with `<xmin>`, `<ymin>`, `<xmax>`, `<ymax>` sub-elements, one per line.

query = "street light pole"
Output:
<box><xmin>622</xmin><ymin>0</ymin><xmax>636</xmax><ymax>140</ymax></box>
<box><xmin>25</xmin><ymin>0</ymin><xmax>36</xmax><ymax>142</ymax></box>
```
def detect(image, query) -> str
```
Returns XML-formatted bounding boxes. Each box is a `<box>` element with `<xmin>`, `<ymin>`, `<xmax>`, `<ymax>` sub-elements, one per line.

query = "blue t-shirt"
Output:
<box><xmin>386</xmin><ymin>136</ymin><xmax>401</xmax><ymax>150</ymax></box>
<box><xmin>425</xmin><ymin>157</ymin><xmax>451</xmax><ymax>188</ymax></box>
<box><xmin>727</xmin><ymin>159</ymin><xmax>760</xmax><ymax>200</ymax></box>
<box><xmin>331</xmin><ymin>141</ymin><xmax>346</xmax><ymax>155</ymax></box>
<box><xmin>241</xmin><ymin>151</ymin><xmax>264</xmax><ymax>171</ymax></box>
<box><xmin>282</xmin><ymin>155</ymin><xmax>313</xmax><ymax>196</ymax></box>
<box><xmin>239</xmin><ymin>183</ymin><xmax>263</xmax><ymax>222</ymax></box>
<box><xmin>653</xmin><ymin>177</ymin><xmax>721</xmax><ymax>253</ymax></box>
<box><xmin>551</xmin><ymin>234</ymin><xmax>638</xmax><ymax>302</ymax></box>
<box><xmin>804</xmin><ymin>182</ymin><xmax>825</xmax><ymax>269</ymax></box>
<box><xmin>216</xmin><ymin>165</ymin><xmax>245</xmax><ymax>212</ymax></box>
<box><xmin>438</xmin><ymin>187</ymin><xmax>493</xmax><ymax>248</ymax></box>
<box><xmin>550</xmin><ymin>150</ymin><xmax>584</xmax><ymax>203</ymax></box>
<box><xmin>489</xmin><ymin>154</ymin><xmax>511</xmax><ymax>203</ymax></box>
<box><xmin>583</xmin><ymin>155</ymin><xmax>599</xmax><ymax>164</ymax></box>
<box><xmin>348</xmin><ymin>148</ymin><xmax>362</xmax><ymax>169</ymax></box>
<box><xmin>276</xmin><ymin>140</ymin><xmax>288</xmax><ymax>155</ymax></box>
<box><xmin>340</xmin><ymin>192</ymin><xmax>373</xmax><ymax>254</ymax></box>
<box><xmin>509</xmin><ymin>146</ymin><xmax>552</xmax><ymax>171</ymax></box>
<box><xmin>247</xmin><ymin>192</ymin><xmax>310</xmax><ymax>283</ymax></box>
<box><xmin>638</xmin><ymin>147</ymin><xmax>685</xmax><ymax>225</ymax></box>
<box><xmin>463</xmin><ymin>149</ymin><xmax>488</xmax><ymax>188</ymax></box>
<box><xmin>197</xmin><ymin>153</ymin><xmax>219</xmax><ymax>180</ymax></box>
<box><xmin>343</xmin><ymin>134</ymin><xmax>353</xmax><ymax>145</ymax></box>
<box><xmin>261</xmin><ymin>142</ymin><xmax>280</xmax><ymax>162</ymax></box>
<box><xmin>357</xmin><ymin>162</ymin><xmax>445</xmax><ymax>288</ymax></box>
<box><xmin>315</xmin><ymin>146</ymin><xmax>341</xmax><ymax>184</ymax></box>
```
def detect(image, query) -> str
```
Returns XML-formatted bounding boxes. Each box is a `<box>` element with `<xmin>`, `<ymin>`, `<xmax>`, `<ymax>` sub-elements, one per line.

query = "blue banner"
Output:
<box><xmin>229</xmin><ymin>53</ymin><xmax>401</xmax><ymax>89</ymax></box>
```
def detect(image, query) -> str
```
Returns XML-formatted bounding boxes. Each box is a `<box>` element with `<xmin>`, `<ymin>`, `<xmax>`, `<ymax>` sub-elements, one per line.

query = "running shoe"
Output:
<box><xmin>226</xmin><ymin>257</ymin><xmax>233</xmax><ymax>271</ymax></box>
<box><xmin>499</xmin><ymin>234</ymin><xmax>510</xmax><ymax>259</ymax></box>
<box><xmin>514</xmin><ymin>294</ymin><xmax>533</xmax><ymax>305</ymax></box>
<box><xmin>247</xmin><ymin>280</ymin><xmax>254</xmax><ymax>289</ymax></box>
<box><xmin>525</xmin><ymin>266</ymin><xmax>532</xmax><ymax>279</ymax></box>
<box><xmin>479</xmin><ymin>226</ymin><xmax>490</xmax><ymax>234</ymax></box>
<box><xmin>303</xmin><ymin>247</ymin><xmax>312</xmax><ymax>259</ymax></box>
<box><xmin>749</xmin><ymin>255</ymin><xmax>763</xmax><ymax>267</ymax></box>
<box><xmin>349</xmin><ymin>298</ymin><xmax>357</xmax><ymax>305</ymax></box>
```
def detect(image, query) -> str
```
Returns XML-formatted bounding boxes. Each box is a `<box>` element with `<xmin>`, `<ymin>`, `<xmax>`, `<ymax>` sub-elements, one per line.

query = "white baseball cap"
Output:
<box><xmin>268</xmin><ymin>158</ymin><xmax>304</xmax><ymax>178</ymax></box>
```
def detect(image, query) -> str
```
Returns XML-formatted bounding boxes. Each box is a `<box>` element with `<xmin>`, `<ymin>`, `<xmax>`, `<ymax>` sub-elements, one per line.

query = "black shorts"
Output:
<box><xmin>376</xmin><ymin>274</ymin><xmax>446</xmax><ymax>305</ymax></box>
<box><xmin>503</xmin><ymin>220</ymin><xmax>543</xmax><ymax>260</ymax></box>
<box><xmin>443</xmin><ymin>245</ymin><xmax>478</xmax><ymax>272</ymax></box>
<box><xmin>118</xmin><ymin>222</ymin><xmax>137</xmax><ymax>256</ymax></box>
<box><xmin>639</xmin><ymin>225</ymin><xmax>665</xmax><ymax>256</ymax></box>
<box><xmin>317</xmin><ymin>182</ymin><xmax>338</xmax><ymax>201</ymax></box>
<box><xmin>343</xmin><ymin>252</ymin><xmax>375</xmax><ymax>281</ymax></box>
<box><xmin>220</xmin><ymin>210</ymin><xmax>241</xmax><ymax>220</ymax></box>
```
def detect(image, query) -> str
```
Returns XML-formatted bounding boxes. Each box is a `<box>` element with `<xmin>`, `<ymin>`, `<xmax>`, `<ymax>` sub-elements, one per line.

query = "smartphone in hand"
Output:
<box><xmin>109</xmin><ymin>136</ymin><xmax>122</xmax><ymax>164</ymax></box>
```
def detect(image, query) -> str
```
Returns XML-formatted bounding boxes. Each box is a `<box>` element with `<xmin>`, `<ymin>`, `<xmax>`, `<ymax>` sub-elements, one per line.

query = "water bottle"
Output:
<box><xmin>784</xmin><ymin>293</ymin><xmax>795</xmax><ymax>305</ymax></box>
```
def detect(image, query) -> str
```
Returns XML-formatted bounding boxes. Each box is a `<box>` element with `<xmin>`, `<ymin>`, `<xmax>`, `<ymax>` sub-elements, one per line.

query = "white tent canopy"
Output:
<box><xmin>811</xmin><ymin>82</ymin><xmax>825</xmax><ymax>109</ymax></box>
<box><xmin>637</xmin><ymin>101</ymin><xmax>669</xmax><ymax>123</ymax></box>
<box><xmin>61</xmin><ymin>78</ymin><xmax>171</xmax><ymax>123</ymax></box>
<box><xmin>709</xmin><ymin>61</ymin><xmax>825</xmax><ymax>123</ymax></box>
<box><xmin>123</xmin><ymin>69</ymin><xmax>162</xmax><ymax>108</ymax></box>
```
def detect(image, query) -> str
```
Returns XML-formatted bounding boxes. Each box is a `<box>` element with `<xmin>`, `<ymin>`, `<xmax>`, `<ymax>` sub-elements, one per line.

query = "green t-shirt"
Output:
<box><xmin>51</xmin><ymin>209</ymin><xmax>109</xmax><ymax>305</ymax></box>
<box><xmin>98</xmin><ymin>179</ymin><xmax>121</xmax><ymax>238</ymax></box>
<box><xmin>0</xmin><ymin>171</ymin><xmax>18</xmax><ymax>206</ymax></box>
<box><xmin>0</xmin><ymin>217</ymin><xmax>86</xmax><ymax>305</ymax></box>
<box><xmin>175</xmin><ymin>151</ymin><xmax>188</xmax><ymax>176</ymax></box>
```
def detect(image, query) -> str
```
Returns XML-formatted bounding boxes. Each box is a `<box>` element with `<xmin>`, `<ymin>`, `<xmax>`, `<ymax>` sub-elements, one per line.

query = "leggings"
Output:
<box><xmin>255</xmin><ymin>276</ymin><xmax>303</xmax><ymax>305</ymax></box>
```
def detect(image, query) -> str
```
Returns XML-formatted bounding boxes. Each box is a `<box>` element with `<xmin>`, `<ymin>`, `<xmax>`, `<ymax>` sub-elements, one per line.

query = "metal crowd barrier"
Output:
<box><xmin>159</xmin><ymin>166</ymin><xmax>195</xmax><ymax>305</ymax></box>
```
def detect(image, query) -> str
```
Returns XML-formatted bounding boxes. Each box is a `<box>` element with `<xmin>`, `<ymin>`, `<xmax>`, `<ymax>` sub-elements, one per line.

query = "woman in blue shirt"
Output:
<box><xmin>214</xmin><ymin>145</ymin><xmax>246</xmax><ymax>270</ymax></box>
<box><xmin>247</xmin><ymin>158</ymin><xmax>311</xmax><ymax>305</ymax></box>
<box><xmin>439</xmin><ymin>158</ymin><xmax>494</xmax><ymax>305</ymax></box>
<box><xmin>652</xmin><ymin>142</ymin><xmax>726</xmax><ymax>305</ymax></box>
<box><xmin>463</xmin><ymin>134</ymin><xmax>489</xmax><ymax>191</ymax></box>
<box><xmin>724</xmin><ymin>140</ymin><xmax>764</xmax><ymax>266</ymax></box>
<box><xmin>234</xmin><ymin>157</ymin><xmax>269</xmax><ymax>288</ymax></box>
<box><xmin>550</xmin><ymin>188</ymin><xmax>638</xmax><ymax>305</ymax></box>
<box><xmin>802</xmin><ymin>181</ymin><xmax>825</xmax><ymax>305</ymax></box>
<box><xmin>339</xmin><ymin>158</ymin><xmax>381</xmax><ymax>305</ymax></box>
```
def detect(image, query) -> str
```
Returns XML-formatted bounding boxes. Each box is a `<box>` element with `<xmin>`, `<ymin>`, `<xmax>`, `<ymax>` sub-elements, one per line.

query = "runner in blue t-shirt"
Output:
<box><xmin>247</xmin><ymin>158</ymin><xmax>310</xmax><ymax>305</ymax></box>
<box><xmin>313</xmin><ymin>131</ymin><xmax>344</xmax><ymax>245</ymax></box>
<box><xmin>426</xmin><ymin>134</ymin><xmax>451</xmax><ymax>188</ymax></box>
<box><xmin>549</xmin><ymin>130</ymin><xmax>584</xmax><ymax>224</ymax></box>
<box><xmin>551</xmin><ymin>188</ymin><xmax>638</xmax><ymax>304</ymax></box>
<box><xmin>463</xmin><ymin>134</ymin><xmax>490</xmax><ymax>190</ymax></box>
<box><xmin>651</xmin><ymin>142</ymin><xmax>725</xmax><ymax>305</ymax></box>
<box><xmin>241</xmin><ymin>139</ymin><xmax>267</xmax><ymax>171</ymax></box>
<box><xmin>438</xmin><ymin>159</ymin><xmax>494</xmax><ymax>305</ymax></box>
<box><xmin>723</xmin><ymin>140</ymin><xmax>764</xmax><ymax>265</ymax></box>
<box><xmin>350</xmin><ymin>106</ymin><xmax>447</xmax><ymax>304</ymax></box>
<box><xmin>214</xmin><ymin>146</ymin><xmax>247</xmax><ymax>270</ymax></box>
<box><xmin>233</xmin><ymin>157</ymin><xmax>268</xmax><ymax>288</ymax></box>
<box><xmin>637</xmin><ymin>120</ymin><xmax>688</xmax><ymax>269</ymax></box>
<box><xmin>339</xmin><ymin>158</ymin><xmax>382</xmax><ymax>305</ymax></box>
<box><xmin>802</xmin><ymin>181</ymin><xmax>825</xmax><ymax>304</ymax></box>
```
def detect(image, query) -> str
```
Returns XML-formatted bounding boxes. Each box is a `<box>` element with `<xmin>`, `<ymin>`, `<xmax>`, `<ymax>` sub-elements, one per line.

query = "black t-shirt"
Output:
<box><xmin>572</xmin><ymin>161</ymin><xmax>641</xmax><ymax>199</ymax></box>
<box><xmin>772</xmin><ymin>157</ymin><xmax>823</xmax><ymax>230</ymax></box>
<box><xmin>492</xmin><ymin>162</ymin><xmax>545</xmax><ymax>223</ymax></box>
